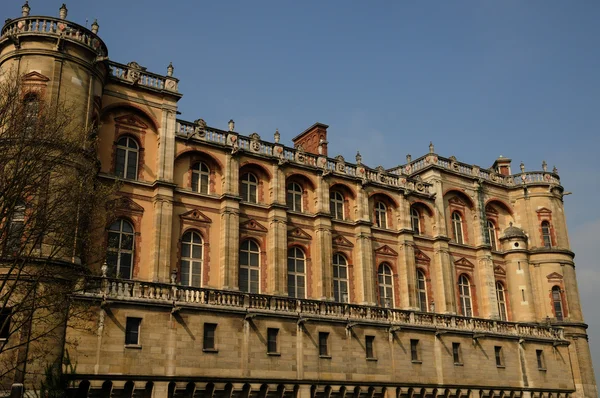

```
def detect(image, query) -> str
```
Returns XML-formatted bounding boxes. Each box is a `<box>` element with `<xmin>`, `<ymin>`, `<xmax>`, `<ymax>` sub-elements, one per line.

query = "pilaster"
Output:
<box><xmin>355</xmin><ymin>224</ymin><xmax>375</xmax><ymax>305</ymax></box>
<box><xmin>475</xmin><ymin>249</ymin><xmax>500</xmax><ymax>319</ymax></box>
<box><xmin>432</xmin><ymin>240</ymin><xmax>456</xmax><ymax>314</ymax></box>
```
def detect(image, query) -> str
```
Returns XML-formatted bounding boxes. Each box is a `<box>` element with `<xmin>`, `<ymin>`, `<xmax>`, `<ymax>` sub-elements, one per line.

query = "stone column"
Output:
<box><xmin>220</xmin><ymin>153</ymin><xmax>240</xmax><ymax>289</ymax></box>
<box><xmin>313</xmin><ymin>219</ymin><xmax>332</xmax><ymax>299</ymax></box>
<box><xmin>431</xmin><ymin>240</ymin><xmax>455</xmax><ymax>313</ymax></box>
<box><xmin>157</xmin><ymin>109</ymin><xmax>177</xmax><ymax>182</ymax></box>
<box><xmin>475</xmin><ymin>250</ymin><xmax>500</xmax><ymax>319</ymax></box>
<box><xmin>268</xmin><ymin>208</ymin><xmax>287</xmax><ymax>295</ymax></box>
<box><xmin>355</xmin><ymin>224</ymin><xmax>375</xmax><ymax>305</ymax></box>
<box><xmin>398</xmin><ymin>197</ymin><xmax>417</xmax><ymax>310</ymax></box>
<box><xmin>150</xmin><ymin>190</ymin><xmax>174</xmax><ymax>283</ymax></box>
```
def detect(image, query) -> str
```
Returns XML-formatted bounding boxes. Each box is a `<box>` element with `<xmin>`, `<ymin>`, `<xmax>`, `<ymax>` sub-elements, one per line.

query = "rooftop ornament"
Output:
<box><xmin>167</xmin><ymin>62</ymin><xmax>174</xmax><ymax>77</ymax></box>
<box><xmin>228</xmin><ymin>119</ymin><xmax>235</xmax><ymax>132</ymax></box>
<box><xmin>429</xmin><ymin>141</ymin><xmax>434</xmax><ymax>153</ymax></box>
<box><xmin>542</xmin><ymin>160</ymin><xmax>547</xmax><ymax>172</ymax></box>
<box><xmin>520</xmin><ymin>161</ymin><xmax>525</xmax><ymax>173</ymax></box>
<box><xmin>22</xmin><ymin>1</ymin><xmax>30</xmax><ymax>17</ymax></box>
<box><xmin>91</xmin><ymin>19</ymin><xmax>99</xmax><ymax>34</ymax></box>
<box><xmin>274</xmin><ymin>129</ymin><xmax>280</xmax><ymax>143</ymax></box>
<box><xmin>355</xmin><ymin>151</ymin><xmax>362</xmax><ymax>165</ymax></box>
<box><xmin>553</xmin><ymin>166</ymin><xmax>558</xmax><ymax>174</ymax></box>
<box><xmin>59</xmin><ymin>3</ymin><xmax>68</xmax><ymax>19</ymax></box>
<box><xmin>406</xmin><ymin>154</ymin><xmax>412</xmax><ymax>163</ymax></box>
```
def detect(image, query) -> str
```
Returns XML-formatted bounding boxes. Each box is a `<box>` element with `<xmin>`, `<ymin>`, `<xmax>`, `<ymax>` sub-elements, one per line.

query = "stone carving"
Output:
<box><xmin>356</xmin><ymin>152</ymin><xmax>362</xmax><ymax>165</ymax></box>
<box><xmin>374</xmin><ymin>245</ymin><xmax>398</xmax><ymax>256</ymax></box>
<box><xmin>335</xmin><ymin>155</ymin><xmax>345</xmax><ymax>173</ymax></box>
<box><xmin>228</xmin><ymin>119</ymin><xmax>235</xmax><ymax>132</ymax></box>
<box><xmin>542</xmin><ymin>160</ymin><xmax>547</xmax><ymax>172</ymax></box>
<box><xmin>194</xmin><ymin>119</ymin><xmax>207</xmax><ymax>137</ymax></box>
<box><xmin>127</xmin><ymin>61</ymin><xmax>143</xmax><ymax>84</ymax></box>
<box><xmin>249</xmin><ymin>132</ymin><xmax>261</xmax><ymax>153</ymax></box>
<box><xmin>295</xmin><ymin>144</ymin><xmax>305</xmax><ymax>164</ymax></box>
<box><xmin>429</xmin><ymin>141</ymin><xmax>435</xmax><ymax>153</ymax></box>
<box><xmin>274</xmin><ymin>129</ymin><xmax>280</xmax><ymax>143</ymax></box>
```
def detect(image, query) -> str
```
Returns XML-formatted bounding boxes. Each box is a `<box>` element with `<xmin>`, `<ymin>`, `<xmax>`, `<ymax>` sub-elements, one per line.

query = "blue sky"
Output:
<box><xmin>3</xmin><ymin>0</ymin><xmax>599</xmax><ymax>384</ymax></box>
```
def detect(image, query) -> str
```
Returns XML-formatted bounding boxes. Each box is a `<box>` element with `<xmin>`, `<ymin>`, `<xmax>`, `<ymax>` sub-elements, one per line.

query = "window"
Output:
<box><xmin>319</xmin><ymin>332</ymin><xmax>329</xmax><ymax>357</ymax></box>
<box><xmin>541</xmin><ymin>221</ymin><xmax>552</xmax><ymax>248</ymax></box>
<box><xmin>106</xmin><ymin>219</ymin><xmax>135</xmax><ymax>279</ymax></box>
<box><xmin>333</xmin><ymin>254</ymin><xmax>349</xmax><ymax>303</ymax></box>
<box><xmin>496</xmin><ymin>282</ymin><xmax>508</xmax><ymax>321</ymax></box>
<box><xmin>240</xmin><ymin>173</ymin><xmax>258</xmax><ymax>203</ymax></box>
<box><xmin>267</xmin><ymin>328</ymin><xmax>279</xmax><ymax>354</ymax></box>
<box><xmin>203</xmin><ymin>323</ymin><xmax>217</xmax><ymax>351</ymax></box>
<box><xmin>6</xmin><ymin>201</ymin><xmax>25</xmax><ymax>253</ymax></box>
<box><xmin>181</xmin><ymin>231</ymin><xmax>203</xmax><ymax>287</ymax></box>
<box><xmin>410</xmin><ymin>207</ymin><xmax>420</xmax><ymax>234</ymax></box>
<box><xmin>330</xmin><ymin>191</ymin><xmax>344</xmax><ymax>220</ymax></box>
<box><xmin>365</xmin><ymin>336</ymin><xmax>375</xmax><ymax>359</ymax></box>
<box><xmin>552</xmin><ymin>286</ymin><xmax>564</xmax><ymax>321</ymax></box>
<box><xmin>287</xmin><ymin>247</ymin><xmax>306</xmax><ymax>298</ymax></box>
<box><xmin>452</xmin><ymin>342</ymin><xmax>462</xmax><ymax>364</ymax></box>
<box><xmin>0</xmin><ymin>308</ymin><xmax>11</xmax><ymax>339</ymax></box>
<box><xmin>286</xmin><ymin>182</ymin><xmax>303</xmax><ymax>212</ymax></box>
<box><xmin>377</xmin><ymin>263</ymin><xmax>394</xmax><ymax>308</ymax></box>
<box><xmin>417</xmin><ymin>270</ymin><xmax>428</xmax><ymax>312</ymax></box>
<box><xmin>125</xmin><ymin>317</ymin><xmax>141</xmax><ymax>346</ymax></box>
<box><xmin>536</xmin><ymin>349</ymin><xmax>545</xmax><ymax>370</ymax></box>
<box><xmin>487</xmin><ymin>220</ymin><xmax>497</xmax><ymax>250</ymax></box>
<box><xmin>375</xmin><ymin>202</ymin><xmax>387</xmax><ymax>229</ymax></box>
<box><xmin>23</xmin><ymin>93</ymin><xmax>39</xmax><ymax>135</ymax></box>
<box><xmin>115</xmin><ymin>136</ymin><xmax>139</xmax><ymax>180</ymax></box>
<box><xmin>191</xmin><ymin>162</ymin><xmax>210</xmax><ymax>194</ymax></box>
<box><xmin>458</xmin><ymin>275</ymin><xmax>473</xmax><ymax>317</ymax></box>
<box><xmin>239</xmin><ymin>240</ymin><xmax>260</xmax><ymax>293</ymax></box>
<box><xmin>452</xmin><ymin>211</ymin><xmax>464</xmax><ymax>244</ymax></box>
<box><xmin>410</xmin><ymin>339</ymin><xmax>420</xmax><ymax>361</ymax></box>
<box><xmin>494</xmin><ymin>346</ymin><xmax>504</xmax><ymax>367</ymax></box>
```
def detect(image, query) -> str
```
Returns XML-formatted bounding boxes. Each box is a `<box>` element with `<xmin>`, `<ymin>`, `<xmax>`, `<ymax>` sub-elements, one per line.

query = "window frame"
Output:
<box><xmin>410</xmin><ymin>339</ymin><xmax>420</xmax><ymax>362</ymax></box>
<box><xmin>267</xmin><ymin>328</ymin><xmax>279</xmax><ymax>355</ymax></box>
<box><xmin>552</xmin><ymin>286</ymin><xmax>564</xmax><ymax>321</ymax></box>
<box><xmin>180</xmin><ymin>231</ymin><xmax>203</xmax><ymax>287</ymax></box>
<box><xmin>541</xmin><ymin>221</ymin><xmax>552</xmax><ymax>248</ymax></box>
<box><xmin>410</xmin><ymin>206</ymin><xmax>420</xmax><ymax>235</ymax></box>
<box><xmin>287</xmin><ymin>247</ymin><xmax>306</xmax><ymax>299</ymax></box>
<box><xmin>106</xmin><ymin>219</ymin><xmax>135</xmax><ymax>279</ymax></box>
<box><xmin>115</xmin><ymin>136</ymin><xmax>140</xmax><ymax>180</ymax></box>
<box><xmin>0</xmin><ymin>308</ymin><xmax>11</xmax><ymax>340</ymax></box>
<box><xmin>496</xmin><ymin>282</ymin><xmax>508</xmax><ymax>321</ymax></box>
<box><xmin>494</xmin><ymin>346</ymin><xmax>504</xmax><ymax>367</ymax></box>
<box><xmin>203</xmin><ymin>323</ymin><xmax>218</xmax><ymax>352</ymax></box>
<box><xmin>374</xmin><ymin>201</ymin><xmax>387</xmax><ymax>229</ymax></box>
<box><xmin>452</xmin><ymin>342</ymin><xmax>462</xmax><ymax>365</ymax></box>
<box><xmin>239</xmin><ymin>240</ymin><xmax>260</xmax><ymax>293</ymax></box>
<box><xmin>417</xmin><ymin>269</ymin><xmax>428</xmax><ymax>312</ymax></box>
<box><xmin>452</xmin><ymin>211</ymin><xmax>464</xmax><ymax>244</ymax></box>
<box><xmin>365</xmin><ymin>335</ymin><xmax>376</xmax><ymax>359</ymax></box>
<box><xmin>125</xmin><ymin>317</ymin><xmax>142</xmax><ymax>346</ymax></box>
<box><xmin>332</xmin><ymin>253</ymin><xmax>349</xmax><ymax>303</ymax></box>
<box><xmin>191</xmin><ymin>162</ymin><xmax>210</xmax><ymax>194</ymax></box>
<box><xmin>329</xmin><ymin>191</ymin><xmax>344</xmax><ymax>220</ymax></box>
<box><xmin>319</xmin><ymin>332</ymin><xmax>330</xmax><ymax>357</ymax></box>
<box><xmin>6</xmin><ymin>200</ymin><xmax>26</xmax><ymax>253</ymax></box>
<box><xmin>240</xmin><ymin>172</ymin><xmax>259</xmax><ymax>203</ymax></box>
<box><xmin>487</xmin><ymin>220</ymin><xmax>497</xmax><ymax>250</ymax></box>
<box><xmin>377</xmin><ymin>263</ymin><xmax>394</xmax><ymax>308</ymax></box>
<box><xmin>286</xmin><ymin>182</ymin><xmax>303</xmax><ymax>212</ymax></box>
<box><xmin>536</xmin><ymin>349</ymin><xmax>546</xmax><ymax>370</ymax></box>
<box><xmin>458</xmin><ymin>275</ymin><xmax>473</xmax><ymax>317</ymax></box>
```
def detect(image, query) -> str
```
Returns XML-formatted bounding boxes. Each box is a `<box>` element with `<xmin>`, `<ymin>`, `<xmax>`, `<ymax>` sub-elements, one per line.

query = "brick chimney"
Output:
<box><xmin>292</xmin><ymin>122</ymin><xmax>328</xmax><ymax>156</ymax></box>
<box><xmin>492</xmin><ymin>156</ymin><xmax>512</xmax><ymax>176</ymax></box>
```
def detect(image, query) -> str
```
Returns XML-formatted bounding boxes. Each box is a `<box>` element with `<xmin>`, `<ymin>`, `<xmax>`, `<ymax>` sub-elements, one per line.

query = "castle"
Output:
<box><xmin>0</xmin><ymin>3</ymin><xmax>597</xmax><ymax>398</ymax></box>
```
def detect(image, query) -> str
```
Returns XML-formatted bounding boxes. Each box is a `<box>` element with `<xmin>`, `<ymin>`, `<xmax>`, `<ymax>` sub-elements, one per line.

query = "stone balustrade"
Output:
<box><xmin>1</xmin><ymin>16</ymin><xmax>107</xmax><ymax>55</ymax></box>
<box><xmin>79</xmin><ymin>277</ymin><xmax>566</xmax><ymax>342</ymax></box>
<box><xmin>108</xmin><ymin>61</ymin><xmax>179</xmax><ymax>93</ymax></box>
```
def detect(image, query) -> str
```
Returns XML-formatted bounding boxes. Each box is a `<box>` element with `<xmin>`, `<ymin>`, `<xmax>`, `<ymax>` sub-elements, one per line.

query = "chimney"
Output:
<box><xmin>492</xmin><ymin>156</ymin><xmax>512</xmax><ymax>176</ymax></box>
<box><xmin>292</xmin><ymin>122</ymin><xmax>329</xmax><ymax>156</ymax></box>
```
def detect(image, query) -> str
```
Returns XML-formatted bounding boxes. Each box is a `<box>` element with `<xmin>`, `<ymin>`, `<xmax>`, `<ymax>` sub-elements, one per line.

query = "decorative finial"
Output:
<box><xmin>429</xmin><ymin>141</ymin><xmax>434</xmax><ymax>154</ymax></box>
<box><xmin>542</xmin><ymin>160</ymin><xmax>547</xmax><ymax>172</ymax></box>
<box><xmin>21</xmin><ymin>1</ymin><xmax>30</xmax><ymax>17</ymax></box>
<box><xmin>406</xmin><ymin>154</ymin><xmax>412</xmax><ymax>163</ymax></box>
<box><xmin>91</xmin><ymin>19</ymin><xmax>99</xmax><ymax>34</ymax></box>
<box><xmin>520</xmin><ymin>161</ymin><xmax>525</xmax><ymax>173</ymax></box>
<box><xmin>101</xmin><ymin>261</ymin><xmax>108</xmax><ymax>277</ymax></box>
<box><xmin>166</xmin><ymin>62</ymin><xmax>174</xmax><ymax>77</ymax></box>
<box><xmin>59</xmin><ymin>4</ymin><xmax>68</xmax><ymax>19</ymax></box>
<box><xmin>355</xmin><ymin>151</ymin><xmax>362</xmax><ymax>165</ymax></box>
<box><xmin>170</xmin><ymin>269</ymin><xmax>178</xmax><ymax>284</ymax></box>
<box><xmin>317</xmin><ymin>139</ymin><xmax>324</xmax><ymax>155</ymax></box>
<box><xmin>228</xmin><ymin>119</ymin><xmax>235</xmax><ymax>132</ymax></box>
<box><xmin>552</xmin><ymin>165</ymin><xmax>558</xmax><ymax>174</ymax></box>
<box><xmin>274</xmin><ymin>129</ymin><xmax>280</xmax><ymax>143</ymax></box>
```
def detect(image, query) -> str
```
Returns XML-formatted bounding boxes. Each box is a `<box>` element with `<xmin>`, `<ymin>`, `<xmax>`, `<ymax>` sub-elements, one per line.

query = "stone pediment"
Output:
<box><xmin>536</xmin><ymin>207</ymin><xmax>552</xmax><ymax>215</ymax></box>
<box><xmin>22</xmin><ymin>71</ymin><xmax>50</xmax><ymax>82</ymax></box>
<box><xmin>180</xmin><ymin>209</ymin><xmax>212</xmax><ymax>224</ymax></box>
<box><xmin>114</xmin><ymin>114</ymin><xmax>149</xmax><ymax>129</ymax></box>
<box><xmin>113</xmin><ymin>196</ymin><xmax>144</xmax><ymax>214</ymax></box>
<box><xmin>288</xmin><ymin>226</ymin><xmax>312</xmax><ymax>240</ymax></box>
<box><xmin>494</xmin><ymin>265</ymin><xmax>506</xmax><ymax>275</ymax></box>
<box><xmin>332</xmin><ymin>234</ymin><xmax>354</xmax><ymax>248</ymax></box>
<box><xmin>448</xmin><ymin>197</ymin><xmax>467</xmax><ymax>207</ymax></box>
<box><xmin>454</xmin><ymin>257</ymin><xmax>475</xmax><ymax>269</ymax></box>
<box><xmin>414</xmin><ymin>248</ymin><xmax>431</xmax><ymax>262</ymax></box>
<box><xmin>374</xmin><ymin>245</ymin><xmax>398</xmax><ymax>257</ymax></box>
<box><xmin>546</xmin><ymin>272</ymin><xmax>563</xmax><ymax>280</ymax></box>
<box><xmin>240</xmin><ymin>219</ymin><xmax>268</xmax><ymax>233</ymax></box>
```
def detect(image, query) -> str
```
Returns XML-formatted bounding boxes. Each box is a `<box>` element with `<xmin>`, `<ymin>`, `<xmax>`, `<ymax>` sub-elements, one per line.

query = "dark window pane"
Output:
<box><xmin>125</xmin><ymin>317</ymin><xmax>141</xmax><ymax>345</ymax></box>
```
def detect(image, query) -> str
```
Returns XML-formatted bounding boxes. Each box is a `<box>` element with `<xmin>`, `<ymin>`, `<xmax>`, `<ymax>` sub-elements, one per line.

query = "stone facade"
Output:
<box><xmin>0</xmin><ymin>4</ymin><xmax>597</xmax><ymax>398</ymax></box>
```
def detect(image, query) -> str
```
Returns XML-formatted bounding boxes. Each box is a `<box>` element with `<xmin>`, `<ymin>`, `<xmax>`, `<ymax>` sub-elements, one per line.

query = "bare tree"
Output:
<box><xmin>0</xmin><ymin>72</ymin><xmax>113</xmax><ymax>390</ymax></box>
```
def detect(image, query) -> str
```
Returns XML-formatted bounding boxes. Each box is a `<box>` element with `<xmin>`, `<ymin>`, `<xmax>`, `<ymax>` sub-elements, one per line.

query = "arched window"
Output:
<box><xmin>287</xmin><ymin>247</ymin><xmax>306</xmax><ymax>298</ymax></box>
<box><xmin>496</xmin><ymin>282</ymin><xmax>507</xmax><ymax>321</ymax></box>
<box><xmin>458</xmin><ymin>275</ymin><xmax>472</xmax><ymax>317</ymax></box>
<box><xmin>417</xmin><ymin>270</ymin><xmax>428</xmax><ymax>312</ymax></box>
<box><xmin>239</xmin><ymin>240</ymin><xmax>260</xmax><ymax>293</ymax></box>
<box><xmin>330</xmin><ymin>191</ymin><xmax>344</xmax><ymax>220</ymax></box>
<box><xmin>375</xmin><ymin>202</ymin><xmax>387</xmax><ymax>229</ymax></box>
<box><xmin>115</xmin><ymin>136</ymin><xmax>139</xmax><ymax>180</ymax></box>
<box><xmin>181</xmin><ymin>231</ymin><xmax>203</xmax><ymax>287</ymax></box>
<box><xmin>332</xmin><ymin>254</ymin><xmax>349</xmax><ymax>303</ymax></box>
<box><xmin>240</xmin><ymin>173</ymin><xmax>258</xmax><ymax>203</ymax></box>
<box><xmin>452</xmin><ymin>211</ymin><xmax>464</xmax><ymax>244</ymax></box>
<box><xmin>286</xmin><ymin>182</ymin><xmax>303</xmax><ymax>212</ymax></box>
<box><xmin>191</xmin><ymin>162</ymin><xmax>210</xmax><ymax>194</ymax></box>
<box><xmin>377</xmin><ymin>263</ymin><xmax>394</xmax><ymax>308</ymax></box>
<box><xmin>6</xmin><ymin>200</ymin><xmax>26</xmax><ymax>252</ymax></box>
<box><xmin>552</xmin><ymin>286</ymin><xmax>564</xmax><ymax>321</ymax></box>
<box><xmin>542</xmin><ymin>221</ymin><xmax>552</xmax><ymax>248</ymax></box>
<box><xmin>487</xmin><ymin>220</ymin><xmax>497</xmax><ymax>250</ymax></box>
<box><xmin>106</xmin><ymin>219</ymin><xmax>134</xmax><ymax>279</ymax></box>
<box><xmin>410</xmin><ymin>207</ymin><xmax>420</xmax><ymax>235</ymax></box>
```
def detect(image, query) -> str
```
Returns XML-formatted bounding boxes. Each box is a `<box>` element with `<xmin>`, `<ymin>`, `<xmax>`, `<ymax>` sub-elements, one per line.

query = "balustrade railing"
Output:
<box><xmin>81</xmin><ymin>277</ymin><xmax>565</xmax><ymax>341</ymax></box>
<box><xmin>107</xmin><ymin>61</ymin><xmax>179</xmax><ymax>93</ymax></box>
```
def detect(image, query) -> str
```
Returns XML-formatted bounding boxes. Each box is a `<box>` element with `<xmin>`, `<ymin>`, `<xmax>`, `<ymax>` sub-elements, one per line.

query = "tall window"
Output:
<box><xmin>106</xmin><ymin>219</ymin><xmax>134</xmax><ymax>279</ymax></box>
<box><xmin>191</xmin><ymin>162</ymin><xmax>210</xmax><ymax>194</ymax></box>
<box><xmin>458</xmin><ymin>275</ymin><xmax>473</xmax><ymax>317</ymax></box>
<box><xmin>23</xmin><ymin>93</ymin><xmax>40</xmax><ymax>135</ymax></box>
<box><xmin>332</xmin><ymin>254</ymin><xmax>349</xmax><ymax>303</ymax></box>
<box><xmin>240</xmin><ymin>173</ymin><xmax>258</xmax><ymax>203</ymax></box>
<box><xmin>287</xmin><ymin>247</ymin><xmax>306</xmax><ymax>298</ymax></box>
<box><xmin>487</xmin><ymin>220</ymin><xmax>497</xmax><ymax>250</ymax></box>
<box><xmin>410</xmin><ymin>207</ymin><xmax>420</xmax><ymax>234</ymax></box>
<box><xmin>115</xmin><ymin>136</ymin><xmax>139</xmax><ymax>180</ymax></box>
<box><xmin>541</xmin><ymin>221</ymin><xmax>552</xmax><ymax>248</ymax></box>
<box><xmin>496</xmin><ymin>282</ymin><xmax>507</xmax><ymax>321</ymax></box>
<box><xmin>6</xmin><ymin>201</ymin><xmax>26</xmax><ymax>252</ymax></box>
<box><xmin>330</xmin><ymin>191</ymin><xmax>344</xmax><ymax>220</ymax></box>
<box><xmin>552</xmin><ymin>286</ymin><xmax>564</xmax><ymax>321</ymax></box>
<box><xmin>0</xmin><ymin>308</ymin><xmax>11</xmax><ymax>339</ymax></box>
<box><xmin>452</xmin><ymin>211</ymin><xmax>464</xmax><ymax>244</ymax></box>
<box><xmin>377</xmin><ymin>263</ymin><xmax>394</xmax><ymax>308</ymax></box>
<box><xmin>239</xmin><ymin>240</ymin><xmax>260</xmax><ymax>293</ymax></box>
<box><xmin>125</xmin><ymin>317</ymin><xmax>141</xmax><ymax>346</ymax></box>
<box><xmin>286</xmin><ymin>182</ymin><xmax>303</xmax><ymax>212</ymax></box>
<box><xmin>181</xmin><ymin>231</ymin><xmax>203</xmax><ymax>287</ymax></box>
<box><xmin>375</xmin><ymin>202</ymin><xmax>387</xmax><ymax>229</ymax></box>
<box><xmin>417</xmin><ymin>270</ymin><xmax>428</xmax><ymax>312</ymax></box>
